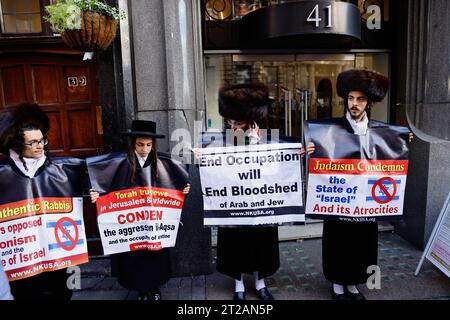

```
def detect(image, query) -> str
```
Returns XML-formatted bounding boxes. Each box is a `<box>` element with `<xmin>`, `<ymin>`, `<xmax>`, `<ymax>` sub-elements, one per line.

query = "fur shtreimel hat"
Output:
<box><xmin>336</xmin><ymin>68</ymin><xmax>389</xmax><ymax>102</ymax></box>
<box><xmin>0</xmin><ymin>103</ymin><xmax>49</xmax><ymax>154</ymax></box>
<box><xmin>218</xmin><ymin>83</ymin><xmax>269</xmax><ymax>121</ymax></box>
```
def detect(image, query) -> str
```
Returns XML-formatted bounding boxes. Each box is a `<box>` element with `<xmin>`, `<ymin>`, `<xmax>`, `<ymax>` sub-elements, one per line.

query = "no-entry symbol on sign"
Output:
<box><xmin>54</xmin><ymin>217</ymin><xmax>79</xmax><ymax>251</ymax></box>
<box><xmin>371</xmin><ymin>177</ymin><xmax>397</xmax><ymax>204</ymax></box>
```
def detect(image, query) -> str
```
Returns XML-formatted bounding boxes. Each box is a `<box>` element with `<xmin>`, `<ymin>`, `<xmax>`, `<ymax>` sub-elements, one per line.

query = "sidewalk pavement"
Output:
<box><xmin>71</xmin><ymin>231</ymin><xmax>450</xmax><ymax>300</ymax></box>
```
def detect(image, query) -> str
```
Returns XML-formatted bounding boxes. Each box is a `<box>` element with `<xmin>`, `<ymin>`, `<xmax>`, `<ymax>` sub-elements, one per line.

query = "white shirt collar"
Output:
<box><xmin>247</xmin><ymin>122</ymin><xmax>261</xmax><ymax>144</ymax></box>
<box><xmin>9</xmin><ymin>149</ymin><xmax>47</xmax><ymax>178</ymax></box>
<box><xmin>134</xmin><ymin>150</ymin><xmax>148</xmax><ymax>168</ymax></box>
<box><xmin>346</xmin><ymin>110</ymin><xmax>368</xmax><ymax>136</ymax></box>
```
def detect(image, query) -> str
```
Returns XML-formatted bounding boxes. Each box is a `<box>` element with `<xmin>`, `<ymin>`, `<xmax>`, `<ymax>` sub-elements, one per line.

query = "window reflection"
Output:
<box><xmin>1</xmin><ymin>0</ymin><xmax>42</xmax><ymax>33</ymax></box>
<box><xmin>204</xmin><ymin>53</ymin><xmax>390</xmax><ymax>138</ymax></box>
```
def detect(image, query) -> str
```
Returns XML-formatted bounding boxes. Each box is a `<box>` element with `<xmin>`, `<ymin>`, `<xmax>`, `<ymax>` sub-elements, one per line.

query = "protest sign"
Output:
<box><xmin>415</xmin><ymin>191</ymin><xmax>450</xmax><ymax>278</ymax></box>
<box><xmin>304</xmin><ymin>118</ymin><xmax>410</xmax><ymax>222</ymax></box>
<box><xmin>87</xmin><ymin>152</ymin><xmax>189</xmax><ymax>255</ymax></box>
<box><xmin>198</xmin><ymin>138</ymin><xmax>304</xmax><ymax>226</ymax></box>
<box><xmin>94</xmin><ymin>186</ymin><xmax>185</xmax><ymax>254</ymax></box>
<box><xmin>0</xmin><ymin>158</ymin><xmax>88</xmax><ymax>281</ymax></box>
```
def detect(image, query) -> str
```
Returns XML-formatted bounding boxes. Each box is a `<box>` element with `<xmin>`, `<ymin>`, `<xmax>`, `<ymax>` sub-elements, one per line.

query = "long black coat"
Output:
<box><xmin>308</xmin><ymin>116</ymin><xmax>409</xmax><ymax>285</ymax></box>
<box><xmin>203</xmin><ymin>128</ymin><xmax>303</xmax><ymax>280</ymax></box>
<box><xmin>88</xmin><ymin>151</ymin><xmax>189</xmax><ymax>292</ymax></box>
<box><xmin>213</xmin><ymin>131</ymin><xmax>280</xmax><ymax>280</ymax></box>
<box><xmin>319</xmin><ymin>118</ymin><xmax>379</xmax><ymax>285</ymax></box>
<box><xmin>9</xmin><ymin>268</ymin><xmax>72</xmax><ymax>300</ymax></box>
<box><xmin>322</xmin><ymin>220</ymin><xmax>378</xmax><ymax>285</ymax></box>
<box><xmin>1</xmin><ymin>157</ymin><xmax>85</xmax><ymax>300</ymax></box>
<box><xmin>117</xmin><ymin>248</ymin><xmax>171</xmax><ymax>292</ymax></box>
<box><xmin>216</xmin><ymin>226</ymin><xmax>280</xmax><ymax>280</ymax></box>
<box><xmin>115</xmin><ymin>156</ymin><xmax>171</xmax><ymax>292</ymax></box>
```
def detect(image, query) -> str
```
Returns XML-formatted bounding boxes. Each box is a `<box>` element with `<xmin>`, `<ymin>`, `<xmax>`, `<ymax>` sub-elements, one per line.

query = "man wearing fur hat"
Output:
<box><xmin>0</xmin><ymin>103</ymin><xmax>85</xmax><ymax>300</ymax></box>
<box><xmin>209</xmin><ymin>83</ymin><xmax>279</xmax><ymax>301</ymax></box>
<box><xmin>305</xmin><ymin>69</ymin><xmax>412</xmax><ymax>300</ymax></box>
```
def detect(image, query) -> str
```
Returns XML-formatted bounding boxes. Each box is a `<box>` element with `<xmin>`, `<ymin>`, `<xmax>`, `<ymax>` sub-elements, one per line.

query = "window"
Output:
<box><xmin>204</xmin><ymin>0</ymin><xmax>280</xmax><ymax>21</ymax></box>
<box><xmin>0</xmin><ymin>0</ymin><xmax>46</xmax><ymax>34</ymax></box>
<box><xmin>204</xmin><ymin>53</ymin><xmax>390</xmax><ymax>133</ymax></box>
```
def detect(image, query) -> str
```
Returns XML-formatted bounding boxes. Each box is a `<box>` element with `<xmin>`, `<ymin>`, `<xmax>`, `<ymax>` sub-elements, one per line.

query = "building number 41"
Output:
<box><xmin>306</xmin><ymin>4</ymin><xmax>383</xmax><ymax>30</ymax></box>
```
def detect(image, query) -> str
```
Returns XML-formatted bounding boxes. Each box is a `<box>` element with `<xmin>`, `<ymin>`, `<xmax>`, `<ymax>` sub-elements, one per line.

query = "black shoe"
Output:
<box><xmin>256</xmin><ymin>287</ymin><xmax>275</xmax><ymax>300</ymax></box>
<box><xmin>344</xmin><ymin>286</ymin><xmax>365</xmax><ymax>300</ymax></box>
<box><xmin>148</xmin><ymin>289</ymin><xmax>162</xmax><ymax>301</ymax></box>
<box><xmin>233</xmin><ymin>291</ymin><xmax>246</xmax><ymax>301</ymax></box>
<box><xmin>330</xmin><ymin>285</ymin><xmax>347</xmax><ymax>300</ymax></box>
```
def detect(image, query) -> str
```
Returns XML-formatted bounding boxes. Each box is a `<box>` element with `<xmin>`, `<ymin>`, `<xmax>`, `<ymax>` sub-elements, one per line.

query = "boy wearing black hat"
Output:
<box><xmin>89</xmin><ymin>120</ymin><xmax>190</xmax><ymax>300</ymax></box>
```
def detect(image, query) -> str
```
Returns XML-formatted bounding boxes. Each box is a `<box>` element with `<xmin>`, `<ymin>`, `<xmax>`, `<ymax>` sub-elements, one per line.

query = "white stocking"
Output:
<box><xmin>332</xmin><ymin>283</ymin><xmax>344</xmax><ymax>294</ymax></box>
<box><xmin>346</xmin><ymin>285</ymin><xmax>359</xmax><ymax>294</ymax></box>
<box><xmin>235</xmin><ymin>275</ymin><xmax>245</xmax><ymax>292</ymax></box>
<box><xmin>254</xmin><ymin>272</ymin><xmax>266</xmax><ymax>291</ymax></box>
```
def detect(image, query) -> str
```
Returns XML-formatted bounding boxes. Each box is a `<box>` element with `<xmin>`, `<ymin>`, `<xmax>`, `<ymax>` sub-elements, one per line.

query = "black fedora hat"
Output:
<box><xmin>123</xmin><ymin>120</ymin><xmax>165</xmax><ymax>138</ymax></box>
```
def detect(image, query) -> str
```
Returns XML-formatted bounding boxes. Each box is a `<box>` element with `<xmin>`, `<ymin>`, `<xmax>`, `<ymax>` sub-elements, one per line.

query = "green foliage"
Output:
<box><xmin>74</xmin><ymin>0</ymin><xmax>126</xmax><ymax>20</ymax></box>
<box><xmin>44</xmin><ymin>0</ymin><xmax>125</xmax><ymax>32</ymax></box>
<box><xmin>44</xmin><ymin>0</ymin><xmax>81</xmax><ymax>32</ymax></box>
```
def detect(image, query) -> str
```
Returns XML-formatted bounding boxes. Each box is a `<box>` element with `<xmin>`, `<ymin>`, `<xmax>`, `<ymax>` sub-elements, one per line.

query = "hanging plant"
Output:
<box><xmin>44</xmin><ymin>0</ymin><xmax>126</xmax><ymax>52</ymax></box>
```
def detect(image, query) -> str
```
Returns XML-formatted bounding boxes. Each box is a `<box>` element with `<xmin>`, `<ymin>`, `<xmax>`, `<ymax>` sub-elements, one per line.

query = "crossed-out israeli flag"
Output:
<box><xmin>46</xmin><ymin>220</ymin><xmax>85</xmax><ymax>251</ymax></box>
<box><xmin>366</xmin><ymin>179</ymin><xmax>401</xmax><ymax>202</ymax></box>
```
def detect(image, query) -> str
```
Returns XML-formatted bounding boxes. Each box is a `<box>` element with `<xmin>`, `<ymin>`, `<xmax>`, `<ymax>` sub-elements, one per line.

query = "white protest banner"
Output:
<box><xmin>96</xmin><ymin>186</ymin><xmax>185</xmax><ymax>255</ymax></box>
<box><xmin>0</xmin><ymin>197</ymin><xmax>88</xmax><ymax>281</ymax></box>
<box><xmin>306</xmin><ymin>158</ymin><xmax>408</xmax><ymax>221</ymax></box>
<box><xmin>199</xmin><ymin>143</ymin><xmax>304</xmax><ymax>226</ymax></box>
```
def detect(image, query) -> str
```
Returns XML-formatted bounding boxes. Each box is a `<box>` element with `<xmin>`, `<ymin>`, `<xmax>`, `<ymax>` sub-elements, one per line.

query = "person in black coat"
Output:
<box><xmin>213</xmin><ymin>83</ymin><xmax>279</xmax><ymax>301</ymax></box>
<box><xmin>306</xmin><ymin>69</ymin><xmax>413</xmax><ymax>300</ymax></box>
<box><xmin>90</xmin><ymin>120</ymin><xmax>190</xmax><ymax>300</ymax></box>
<box><xmin>0</xmin><ymin>103</ymin><xmax>85</xmax><ymax>300</ymax></box>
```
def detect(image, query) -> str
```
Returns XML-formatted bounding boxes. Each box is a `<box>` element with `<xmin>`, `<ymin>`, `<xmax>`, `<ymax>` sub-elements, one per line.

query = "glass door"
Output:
<box><xmin>210</xmin><ymin>54</ymin><xmax>355</xmax><ymax>138</ymax></box>
<box><xmin>204</xmin><ymin>52</ymin><xmax>390</xmax><ymax>137</ymax></box>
